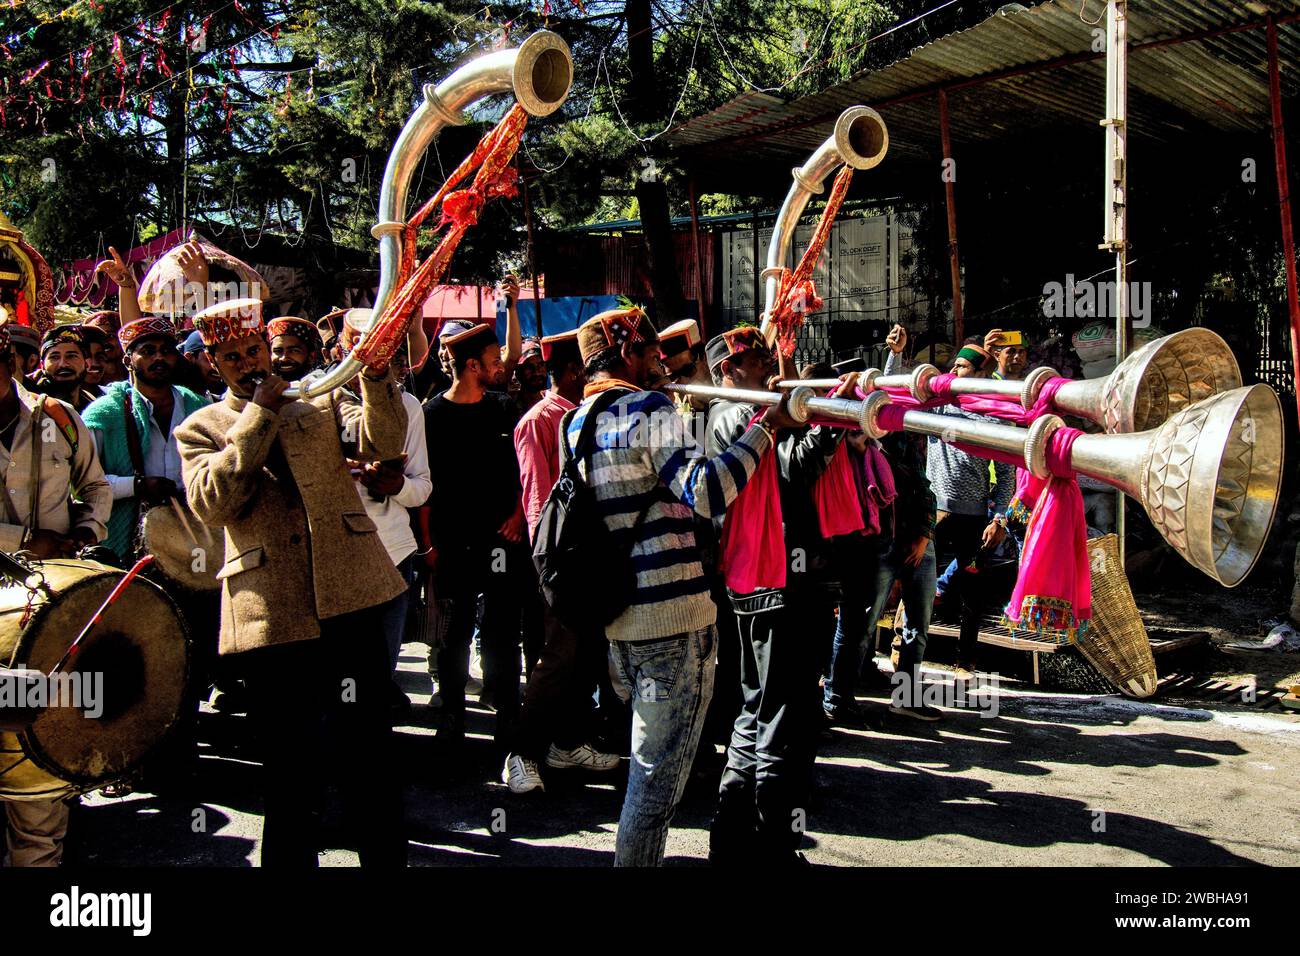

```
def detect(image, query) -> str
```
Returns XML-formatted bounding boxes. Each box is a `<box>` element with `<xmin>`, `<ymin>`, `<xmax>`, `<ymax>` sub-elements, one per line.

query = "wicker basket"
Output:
<box><xmin>1078</xmin><ymin>534</ymin><xmax>1158</xmax><ymax>697</ymax></box>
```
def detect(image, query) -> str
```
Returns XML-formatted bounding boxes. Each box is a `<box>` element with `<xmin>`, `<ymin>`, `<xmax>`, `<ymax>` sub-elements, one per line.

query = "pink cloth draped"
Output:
<box><xmin>999</xmin><ymin>427</ymin><xmax>1091</xmax><ymax>643</ymax></box>
<box><xmin>876</xmin><ymin>402</ymin><xmax>1093</xmax><ymax>644</ymax></box>
<box><xmin>858</xmin><ymin>374</ymin><xmax>1071</xmax><ymax>426</ymax></box>
<box><xmin>813</xmin><ymin>441</ymin><xmax>865</xmax><ymax>538</ymax></box>
<box><xmin>719</xmin><ymin>415</ymin><xmax>786</xmax><ymax>593</ymax></box>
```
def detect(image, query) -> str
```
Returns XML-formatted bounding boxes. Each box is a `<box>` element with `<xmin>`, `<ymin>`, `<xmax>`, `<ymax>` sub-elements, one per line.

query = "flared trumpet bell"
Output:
<box><xmin>838</xmin><ymin>328</ymin><xmax>1243</xmax><ymax>434</ymax></box>
<box><xmin>759</xmin><ymin>106</ymin><xmax>889</xmax><ymax>347</ymax></box>
<box><xmin>1052</xmin><ymin>327</ymin><xmax>1242</xmax><ymax>433</ymax></box>
<box><xmin>867</xmin><ymin>384</ymin><xmax>1283</xmax><ymax>587</ymax></box>
<box><xmin>1070</xmin><ymin>383</ymin><xmax>1283</xmax><ymax>587</ymax></box>
<box><xmin>288</xmin><ymin>30</ymin><xmax>574</xmax><ymax>399</ymax></box>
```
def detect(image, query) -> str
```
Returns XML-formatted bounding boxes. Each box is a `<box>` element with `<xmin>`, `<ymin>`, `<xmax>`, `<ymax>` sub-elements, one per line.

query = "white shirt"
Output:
<box><xmin>356</xmin><ymin>390</ymin><xmax>431</xmax><ymax>566</ymax></box>
<box><xmin>96</xmin><ymin>387</ymin><xmax>188</xmax><ymax>500</ymax></box>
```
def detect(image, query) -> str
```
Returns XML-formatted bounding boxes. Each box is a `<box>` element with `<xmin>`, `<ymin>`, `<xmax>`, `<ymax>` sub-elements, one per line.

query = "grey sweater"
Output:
<box><xmin>882</xmin><ymin>351</ymin><xmax>1015</xmax><ymax>517</ymax></box>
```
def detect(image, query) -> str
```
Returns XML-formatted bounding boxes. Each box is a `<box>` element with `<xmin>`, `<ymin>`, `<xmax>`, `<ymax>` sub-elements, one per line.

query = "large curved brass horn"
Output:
<box><xmin>859</xmin><ymin>384</ymin><xmax>1283</xmax><ymax>587</ymax></box>
<box><xmin>759</xmin><ymin>106</ymin><xmax>888</xmax><ymax>348</ymax></box>
<box><xmin>286</xmin><ymin>30</ymin><xmax>574</xmax><ymax>399</ymax></box>
<box><xmin>780</xmin><ymin>327</ymin><xmax>1242</xmax><ymax>433</ymax></box>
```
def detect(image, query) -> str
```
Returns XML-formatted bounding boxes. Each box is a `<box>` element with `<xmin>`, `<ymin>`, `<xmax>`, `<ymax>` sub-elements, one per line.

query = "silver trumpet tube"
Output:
<box><xmin>780</xmin><ymin>328</ymin><xmax>1242</xmax><ymax>434</ymax></box>
<box><xmin>286</xmin><ymin>30</ymin><xmax>574</xmax><ymax>399</ymax></box>
<box><xmin>664</xmin><ymin>383</ymin><xmax>875</xmax><ymax>431</ymax></box>
<box><xmin>857</xmin><ymin>384</ymin><xmax>1283</xmax><ymax>587</ymax></box>
<box><xmin>759</xmin><ymin>106</ymin><xmax>888</xmax><ymax>347</ymax></box>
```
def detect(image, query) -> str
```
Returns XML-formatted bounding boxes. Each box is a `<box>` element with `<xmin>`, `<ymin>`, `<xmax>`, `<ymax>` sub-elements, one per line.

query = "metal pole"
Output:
<box><xmin>688</xmin><ymin>176</ymin><xmax>707</xmax><ymax>338</ymax></box>
<box><xmin>522</xmin><ymin>173</ymin><xmax>543</xmax><ymax>338</ymax></box>
<box><xmin>751</xmin><ymin>208</ymin><xmax>761</xmax><ymax>324</ymax></box>
<box><xmin>1102</xmin><ymin>0</ymin><xmax>1129</xmax><ymax>562</ymax></box>
<box><xmin>1268</xmin><ymin>15</ymin><xmax>1300</xmax><ymax>423</ymax></box>
<box><xmin>938</xmin><ymin>88</ymin><xmax>964</xmax><ymax>348</ymax></box>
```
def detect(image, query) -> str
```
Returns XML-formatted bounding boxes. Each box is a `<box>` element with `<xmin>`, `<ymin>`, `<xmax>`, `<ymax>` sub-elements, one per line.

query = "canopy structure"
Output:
<box><xmin>0</xmin><ymin>209</ymin><xmax>55</xmax><ymax>334</ymax></box>
<box><xmin>667</xmin><ymin>0</ymin><xmax>1300</xmax><ymax>192</ymax></box>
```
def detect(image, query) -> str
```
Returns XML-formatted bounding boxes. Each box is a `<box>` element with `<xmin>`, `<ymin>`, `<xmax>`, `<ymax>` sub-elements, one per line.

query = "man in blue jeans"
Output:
<box><xmin>567</xmin><ymin>308</ymin><xmax>799</xmax><ymax>866</ymax></box>
<box><xmin>826</xmin><ymin>430</ymin><xmax>940</xmax><ymax>722</ymax></box>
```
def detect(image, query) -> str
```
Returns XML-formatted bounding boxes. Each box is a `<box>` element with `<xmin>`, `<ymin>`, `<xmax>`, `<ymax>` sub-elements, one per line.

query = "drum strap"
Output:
<box><xmin>122</xmin><ymin>390</ymin><xmax>148</xmax><ymax>555</ymax></box>
<box><xmin>122</xmin><ymin>389</ymin><xmax>146</xmax><ymax>480</ymax></box>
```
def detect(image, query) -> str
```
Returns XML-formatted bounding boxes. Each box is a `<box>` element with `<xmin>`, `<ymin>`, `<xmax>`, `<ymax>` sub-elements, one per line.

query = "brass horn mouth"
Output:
<box><xmin>1055</xmin><ymin>327</ymin><xmax>1242</xmax><ymax>433</ymax></box>
<box><xmin>1150</xmin><ymin>383</ymin><xmax>1283</xmax><ymax>588</ymax></box>
<box><xmin>834</xmin><ymin>106</ymin><xmax>888</xmax><ymax>171</ymax></box>
<box><xmin>513</xmin><ymin>31</ymin><xmax>573</xmax><ymax>117</ymax></box>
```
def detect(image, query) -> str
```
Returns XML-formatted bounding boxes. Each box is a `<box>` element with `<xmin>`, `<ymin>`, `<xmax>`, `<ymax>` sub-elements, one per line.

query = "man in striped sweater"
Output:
<box><xmin>568</xmin><ymin>308</ymin><xmax>799</xmax><ymax>867</ymax></box>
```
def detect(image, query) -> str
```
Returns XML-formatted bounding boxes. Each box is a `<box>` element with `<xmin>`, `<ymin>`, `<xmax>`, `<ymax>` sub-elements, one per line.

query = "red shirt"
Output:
<box><xmin>513</xmin><ymin>390</ymin><xmax>576</xmax><ymax>537</ymax></box>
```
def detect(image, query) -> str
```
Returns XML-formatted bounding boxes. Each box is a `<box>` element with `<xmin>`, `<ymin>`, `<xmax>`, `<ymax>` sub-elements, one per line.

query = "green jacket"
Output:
<box><xmin>82</xmin><ymin>380</ymin><xmax>210</xmax><ymax>559</ymax></box>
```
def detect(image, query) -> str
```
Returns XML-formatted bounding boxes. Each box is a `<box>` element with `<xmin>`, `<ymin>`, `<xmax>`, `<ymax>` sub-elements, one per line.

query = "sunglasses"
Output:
<box><xmin>670</xmin><ymin>360</ymin><xmax>698</xmax><ymax>382</ymax></box>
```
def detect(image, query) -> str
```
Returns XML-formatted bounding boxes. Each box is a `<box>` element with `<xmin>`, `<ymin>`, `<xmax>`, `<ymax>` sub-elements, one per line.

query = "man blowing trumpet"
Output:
<box><xmin>175</xmin><ymin>297</ymin><xmax>409</xmax><ymax>867</ymax></box>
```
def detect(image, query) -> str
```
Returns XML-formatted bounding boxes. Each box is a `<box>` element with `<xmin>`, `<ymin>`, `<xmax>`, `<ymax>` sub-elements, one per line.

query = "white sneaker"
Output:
<box><xmin>466</xmin><ymin>649</ymin><xmax>484</xmax><ymax>695</ymax></box>
<box><xmin>545</xmin><ymin>742</ymin><xmax>621</xmax><ymax>772</ymax></box>
<box><xmin>503</xmin><ymin>754</ymin><xmax>544</xmax><ymax>794</ymax></box>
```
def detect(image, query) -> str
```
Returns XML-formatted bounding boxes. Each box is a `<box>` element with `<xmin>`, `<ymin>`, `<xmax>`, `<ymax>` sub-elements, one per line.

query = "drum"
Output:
<box><xmin>0</xmin><ymin>559</ymin><xmax>190</xmax><ymax>800</ymax></box>
<box><xmin>138</xmin><ymin>501</ymin><xmax>225</xmax><ymax>592</ymax></box>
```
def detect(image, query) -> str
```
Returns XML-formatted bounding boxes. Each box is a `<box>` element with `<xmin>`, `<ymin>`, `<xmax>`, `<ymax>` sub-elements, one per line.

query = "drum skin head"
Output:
<box><xmin>140</xmin><ymin>505</ymin><xmax>226</xmax><ymax>592</ymax></box>
<box><xmin>0</xmin><ymin>561</ymin><xmax>189</xmax><ymax>795</ymax></box>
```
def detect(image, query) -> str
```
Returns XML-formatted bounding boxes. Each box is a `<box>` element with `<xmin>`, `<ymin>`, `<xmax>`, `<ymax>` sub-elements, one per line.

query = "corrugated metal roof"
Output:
<box><xmin>667</xmin><ymin>0</ymin><xmax>1300</xmax><ymax>166</ymax></box>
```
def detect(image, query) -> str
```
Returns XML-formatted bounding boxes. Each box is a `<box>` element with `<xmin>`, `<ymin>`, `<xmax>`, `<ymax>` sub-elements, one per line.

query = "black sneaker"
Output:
<box><xmin>823</xmin><ymin>701</ymin><xmax>870</xmax><ymax>727</ymax></box>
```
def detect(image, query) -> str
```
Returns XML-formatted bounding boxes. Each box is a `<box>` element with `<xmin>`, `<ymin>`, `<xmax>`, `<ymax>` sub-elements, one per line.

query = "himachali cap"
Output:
<box><xmin>267</xmin><ymin>316</ymin><xmax>320</xmax><ymax>345</ymax></box>
<box><xmin>658</xmin><ymin>319</ymin><xmax>701</xmax><ymax>360</ymax></box>
<box><xmin>443</xmin><ymin>322</ymin><xmax>498</xmax><ymax>362</ymax></box>
<box><xmin>118</xmin><ymin>316</ymin><xmax>178</xmax><ymax>352</ymax></box>
<box><xmin>4</xmin><ymin>323</ymin><xmax>39</xmax><ymax>353</ymax></box>
<box><xmin>40</xmin><ymin>325</ymin><xmax>87</xmax><ymax>357</ymax></box>
<box><xmin>577</xmin><ymin>307</ymin><xmax>655</xmax><ymax>364</ymax></box>
<box><xmin>540</xmin><ymin>328</ymin><xmax>580</xmax><ymax>364</ymax></box>
<box><xmin>78</xmin><ymin>324</ymin><xmax>109</xmax><ymax>348</ymax></box>
<box><xmin>520</xmin><ymin>337</ymin><xmax>543</xmax><ymax>361</ymax></box>
<box><xmin>338</xmin><ymin>308</ymin><xmax>375</xmax><ymax>354</ymax></box>
<box><xmin>0</xmin><ymin>326</ymin><xmax>10</xmax><ymax>355</ymax></box>
<box><xmin>705</xmin><ymin>325</ymin><xmax>768</xmax><ymax>373</ymax></box>
<box><xmin>192</xmin><ymin>298</ymin><xmax>265</xmax><ymax>348</ymax></box>
<box><xmin>83</xmin><ymin>311</ymin><xmax>121</xmax><ymax>336</ymax></box>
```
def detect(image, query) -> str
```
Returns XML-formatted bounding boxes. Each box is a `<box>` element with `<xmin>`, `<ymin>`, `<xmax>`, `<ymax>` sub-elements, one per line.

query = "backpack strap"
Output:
<box><xmin>562</xmin><ymin>387</ymin><xmax>655</xmax><ymax>547</ymax></box>
<box><xmin>560</xmin><ymin>388</ymin><xmax>628</xmax><ymax>469</ymax></box>
<box><xmin>38</xmin><ymin>396</ymin><xmax>79</xmax><ymax>457</ymax></box>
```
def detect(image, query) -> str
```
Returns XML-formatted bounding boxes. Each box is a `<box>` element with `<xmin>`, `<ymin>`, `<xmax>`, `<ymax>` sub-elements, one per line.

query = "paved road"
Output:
<box><xmin>69</xmin><ymin>645</ymin><xmax>1300</xmax><ymax>867</ymax></box>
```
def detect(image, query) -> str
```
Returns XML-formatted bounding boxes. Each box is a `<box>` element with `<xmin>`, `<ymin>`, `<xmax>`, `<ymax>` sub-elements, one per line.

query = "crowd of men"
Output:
<box><xmin>0</xmin><ymin>239</ymin><xmax>1046</xmax><ymax>868</ymax></box>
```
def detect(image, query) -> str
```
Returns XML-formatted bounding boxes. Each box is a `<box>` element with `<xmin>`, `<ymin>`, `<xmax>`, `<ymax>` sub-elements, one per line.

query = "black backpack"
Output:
<box><xmin>532</xmin><ymin>389</ymin><xmax>652</xmax><ymax>632</ymax></box>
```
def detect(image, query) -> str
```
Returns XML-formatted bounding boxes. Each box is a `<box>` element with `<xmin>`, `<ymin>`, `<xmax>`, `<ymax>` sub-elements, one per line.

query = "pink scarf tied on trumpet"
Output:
<box><xmin>873</xmin><ymin>403</ymin><xmax>1092</xmax><ymax>645</ymax></box>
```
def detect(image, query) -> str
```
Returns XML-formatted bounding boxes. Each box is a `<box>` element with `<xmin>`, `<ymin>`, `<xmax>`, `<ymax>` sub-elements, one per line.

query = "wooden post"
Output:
<box><xmin>1269</xmin><ymin>16</ymin><xmax>1300</xmax><ymax>422</ymax></box>
<box><xmin>938</xmin><ymin>88</ymin><xmax>963</xmax><ymax>347</ymax></box>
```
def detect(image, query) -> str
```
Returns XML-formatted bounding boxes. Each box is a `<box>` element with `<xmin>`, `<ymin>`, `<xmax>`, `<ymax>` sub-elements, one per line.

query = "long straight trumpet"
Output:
<box><xmin>854</xmin><ymin>384</ymin><xmax>1283</xmax><ymax>588</ymax></box>
<box><xmin>664</xmin><ymin>383</ymin><xmax>873</xmax><ymax>431</ymax></box>
<box><xmin>780</xmin><ymin>327</ymin><xmax>1242</xmax><ymax>433</ymax></box>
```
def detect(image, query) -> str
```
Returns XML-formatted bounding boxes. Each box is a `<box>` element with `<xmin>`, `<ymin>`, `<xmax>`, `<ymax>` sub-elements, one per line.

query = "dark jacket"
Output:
<box><xmin>706</xmin><ymin>398</ymin><xmax>843</xmax><ymax>599</ymax></box>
